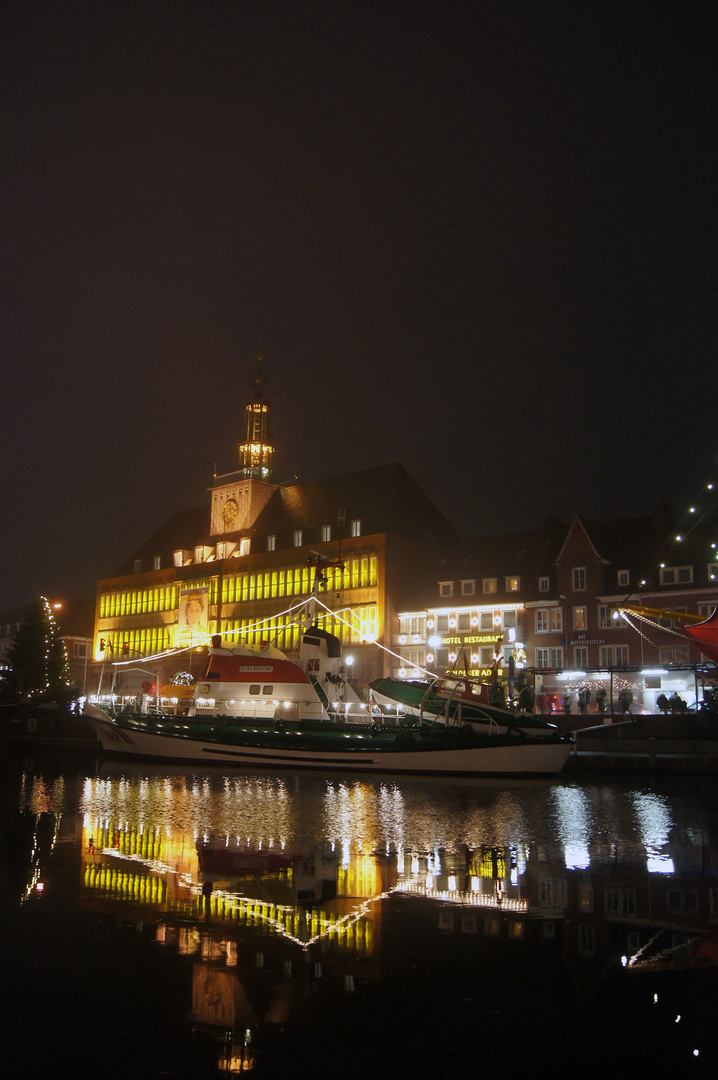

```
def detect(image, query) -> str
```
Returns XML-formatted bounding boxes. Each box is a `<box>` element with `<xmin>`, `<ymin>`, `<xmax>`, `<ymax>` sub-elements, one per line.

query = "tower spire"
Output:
<box><xmin>238</xmin><ymin>355</ymin><xmax>274</xmax><ymax>479</ymax></box>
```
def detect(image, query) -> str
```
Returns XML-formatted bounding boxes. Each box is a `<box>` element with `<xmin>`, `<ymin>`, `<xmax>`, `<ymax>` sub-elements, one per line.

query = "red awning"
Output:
<box><xmin>681</xmin><ymin>607</ymin><xmax>718</xmax><ymax>665</ymax></box>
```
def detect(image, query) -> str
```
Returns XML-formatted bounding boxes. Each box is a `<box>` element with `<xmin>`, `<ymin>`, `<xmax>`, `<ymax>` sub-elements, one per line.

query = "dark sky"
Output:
<box><xmin>1</xmin><ymin>1</ymin><xmax>716</xmax><ymax>610</ymax></box>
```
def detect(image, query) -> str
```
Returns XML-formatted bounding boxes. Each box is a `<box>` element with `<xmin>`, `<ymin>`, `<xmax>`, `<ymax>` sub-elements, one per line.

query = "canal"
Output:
<box><xmin>1</xmin><ymin>750</ymin><xmax>717</xmax><ymax>1077</ymax></box>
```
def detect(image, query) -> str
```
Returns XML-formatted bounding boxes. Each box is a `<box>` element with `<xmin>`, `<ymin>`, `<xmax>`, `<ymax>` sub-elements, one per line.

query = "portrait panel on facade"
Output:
<box><xmin>178</xmin><ymin>587</ymin><xmax>209</xmax><ymax>642</ymax></box>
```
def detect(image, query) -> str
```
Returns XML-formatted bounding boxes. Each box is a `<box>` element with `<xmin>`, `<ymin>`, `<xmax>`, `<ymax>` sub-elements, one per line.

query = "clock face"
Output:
<box><xmin>222</xmin><ymin>498</ymin><xmax>239</xmax><ymax>525</ymax></box>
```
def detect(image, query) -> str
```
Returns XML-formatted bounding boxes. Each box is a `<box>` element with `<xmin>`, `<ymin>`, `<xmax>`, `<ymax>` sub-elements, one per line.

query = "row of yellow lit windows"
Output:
<box><xmin>84</xmin><ymin>864</ymin><xmax>167</xmax><ymax>903</ymax></box>
<box><xmin>221</xmin><ymin>556</ymin><xmax>377</xmax><ymax>604</ymax></box>
<box><xmin>99</xmin><ymin>557</ymin><xmax>377</xmax><ymax>618</ymax></box>
<box><xmin>86</xmin><ymin>822</ymin><xmax>165</xmax><ymax>861</ymax></box>
<box><xmin>99</xmin><ymin>627</ymin><xmax>174</xmax><ymax>658</ymax></box>
<box><xmin>202</xmin><ymin>893</ymin><xmax>374</xmax><ymax>950</ymax></box>
<box><xmin>221</xmin><ymin>607</ymin><xmax>378</xmax><ymax>650</ymax></box>
<box><xmin>99</xmin><ymin>605</ymin><xmax>377</xmax><ymax>658</ymax></box>
<box><xmin>99</xmin><ymin>579</ymin><xmax>216</xmax><ymax>618</ymax></box>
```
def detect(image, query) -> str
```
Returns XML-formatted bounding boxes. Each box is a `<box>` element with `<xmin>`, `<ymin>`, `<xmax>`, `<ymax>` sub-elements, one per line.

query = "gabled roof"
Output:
<box><xmin>554</xmin><ymin>516</ymin><xmax>604</xmax><ymax>565</ymax></box>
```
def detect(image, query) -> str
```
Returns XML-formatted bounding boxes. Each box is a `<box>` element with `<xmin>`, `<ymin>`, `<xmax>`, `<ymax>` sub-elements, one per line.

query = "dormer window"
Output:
<box><xmin>572</xmin><ymin>567</ymin><xmax>586</xmax><ymax>591</ymax></box>
<box><xmin>660</xmin><ymin>565</ymin><xmax>693</xmax><ymax>585</ymax></box>
<box><xmin>293</xmin><ymin>530</ymin><xmax>303</xmax><ymax>548</ymax></box>
<box><xmin>505</xmin><ymin>576</ymin><xmax>520</xmax><ymax>592</ymax></box>
<box><xmin>483</xmin><ymin>578</ymin><xmax>497</xmax><ymax>594</ymax></box>
<box><xmin>461</xmin><ymin>580</ymin><xmax>475</xmax><ymax>595</ymax></box>
<box><xmin>321</xmin><ymin>525</ymin><xmax>331</xmax><ymax>542</ymax></box>
<box><xmin>240</xmin><ymin>537</ymin><xmax>251</xmax><ymax>556</ymax></box>
<box><xmin>539</xmin><ymin>576</ymin><xmax>550</xmax><ymax>592</ymax></box>
<box><xmin>617</xmin><ymin>569</ymin><xmax>630</xmax><ymax>587</ymax></box>
<box><xmin>350</xmin><ymin>519</ymin><xmax>361</xmax><ymax>537</ymax></box>
<box><xmin>439</xmin><ymin>581</ymin><xmax>453</xmax><ymax>597</ymax></box>
<box><xmin>267</xmin><ymin>534</ymin><xmax>276</xmax><ymax>552</ymax></box>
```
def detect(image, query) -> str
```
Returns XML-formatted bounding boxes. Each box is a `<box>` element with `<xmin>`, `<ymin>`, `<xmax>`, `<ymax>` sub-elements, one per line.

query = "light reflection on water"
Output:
<box><xmin>6</xmin><ymin>761</ymin><xmax>718</xmax><ymax>1077</ymax></box>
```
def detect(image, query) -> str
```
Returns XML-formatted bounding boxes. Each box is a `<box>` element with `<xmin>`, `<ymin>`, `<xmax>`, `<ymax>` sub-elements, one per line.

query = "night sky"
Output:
<box><xmin>1</xmin><ymin>1</ymin><xmax>716</xmax><ymax>611</ymax></box>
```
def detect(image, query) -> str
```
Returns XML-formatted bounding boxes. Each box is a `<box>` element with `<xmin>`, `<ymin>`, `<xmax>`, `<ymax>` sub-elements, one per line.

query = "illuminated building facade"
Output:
<box><xmin>93</xmin><ymin>367</ymin><xmax>459</xmax><ymax>694</ymax></box>
<box><xmin>394</xmin><ymin>505</ymin><xmax>718</xmax><ymax>713</ymax></box>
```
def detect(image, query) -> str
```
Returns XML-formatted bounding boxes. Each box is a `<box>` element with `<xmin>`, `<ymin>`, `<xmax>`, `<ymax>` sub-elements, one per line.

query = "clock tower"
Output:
<box><xmin>209</xmin><ymin>358</ymin><xmax>277</xmax><ymax>539</ymax></box>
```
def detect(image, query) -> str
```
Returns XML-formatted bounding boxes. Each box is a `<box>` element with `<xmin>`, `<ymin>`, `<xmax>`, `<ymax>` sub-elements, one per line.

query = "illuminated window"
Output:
<box><xmin>617</xmin><ymin>569</ymin><xmax>630</xmax><ymax>587</ymax></box>
<box><xmin>240</xmin><ymin>537</ymin><xmax>251</xmax><ymax>556</ymax></box>
<box><xmin>293</xmin><ymin>530</ymin><xmax>303</xmax><ymax>548</ymax></box>
<box><xmin>439</xmin><ymin>582</ymin><xmax>453</xmax><ymax>597</ymax></box>
<box><xmin>483</xmin><ymin>579</ymin><xmax>497</xmax><ymax>594</ymax></box>
<box><xmin>573</xmin><ymin>606</ymin><xmax>587</xmax><ymax>630</ymax></box>
<box><xmin>572</xmin><ymin>567</ymin><xmax>586</xmax><ymax>591</ymax></box>
<box><xmin>538</xmin><ymin>576</ymin><xmax>550</xmax><ymax>592</ymax></box>
<box><xmin>350</xmin><ymin>519</ymin><xmax>361</xmax><ymax>537</ymax></box>
<box><xmin>321</xmin><ymin>525</ymin><xmax>331</xmax><ymax>542</ymax></box>
<box><xmin>153</xmin><ymin>555</ymin><xmax>161</xmax><ymax>571</ymax></box>
<box><xmin>660</xmin><ymin>565</ymin><xmax>693</xmax><ymax>585</ymax></box>
<box><xmin>267</xmin><ymin>534</ymin><xmax>276</xmax><ymax>552</ymax></box>
<box><xmin>505</xmin><ymin>576</ymin><xmax>520</xmax><ymax>592</ymax></box>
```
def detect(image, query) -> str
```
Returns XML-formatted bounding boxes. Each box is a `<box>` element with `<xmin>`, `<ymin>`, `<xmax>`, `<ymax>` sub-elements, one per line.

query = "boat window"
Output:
<box><xmin>206</xmin><ymin>670</ymin><xmax>220</xmax><ymax>679</ymax></box>
<box><xmin>249</xmin><ymin>684</ymin><xmax>261</xmax><ymax>695</ymax></box>
<box><xmin>263</xmin><ymin>685</ymin><xmax>273</xmax><ymax>694</ymax></box>
<box><xmin>471</xmin><ymin>685</ymin><xmax>485</xmax><ymax>698</ymax></box>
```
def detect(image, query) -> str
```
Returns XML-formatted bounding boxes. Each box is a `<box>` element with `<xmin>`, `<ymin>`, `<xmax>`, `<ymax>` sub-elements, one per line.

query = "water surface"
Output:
<box><xmin>2</xmin><ymin>752</ymin><xmax>717</xmax><ymax>1078</ymax></box>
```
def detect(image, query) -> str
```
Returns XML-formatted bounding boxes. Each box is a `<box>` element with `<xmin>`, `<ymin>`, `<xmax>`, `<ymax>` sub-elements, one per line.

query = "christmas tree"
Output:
<box><xmin>2</xmin><ymin>597</ymin><xmax>75</xmax><ymax>712</ymax></box>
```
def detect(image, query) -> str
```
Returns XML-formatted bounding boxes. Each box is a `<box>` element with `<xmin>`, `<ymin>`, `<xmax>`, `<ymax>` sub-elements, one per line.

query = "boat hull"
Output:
<box><xmin>84</xmin><ymin>705</ymin><xmax>571</xmax><ymax>776</ymax></box>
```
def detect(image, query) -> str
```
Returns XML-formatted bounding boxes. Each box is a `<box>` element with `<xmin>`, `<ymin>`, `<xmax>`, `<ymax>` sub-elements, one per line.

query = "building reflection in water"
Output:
<box><xmin>12</xmin><ymin>768</ymin><xmax>718</xmax><ymax>1073</ymax></box>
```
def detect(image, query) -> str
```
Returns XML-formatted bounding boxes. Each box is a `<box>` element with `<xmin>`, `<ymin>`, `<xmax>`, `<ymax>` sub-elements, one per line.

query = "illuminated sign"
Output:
<box><xmin>442</xmin><ymin>634</ymin><xmax>502</xmax><ymax>645</ymax></box>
